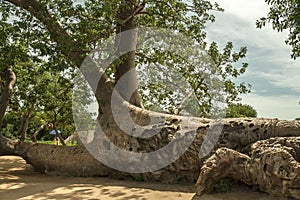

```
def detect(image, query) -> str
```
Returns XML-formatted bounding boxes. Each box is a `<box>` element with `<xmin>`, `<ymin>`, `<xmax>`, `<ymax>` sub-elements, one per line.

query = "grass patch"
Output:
<box><xmin>37</xmin><ymin>140</ymin><xmax>77</xmax><ymax>146</ymax></box>
<box><xmin>38</xmin><ymin>140</ymin><xmax>56</xmax><ymax>145</ymax></box>
<box><xmin>208</xmin><ymin>178</ymin><xmax>235</xmax><ymax>193</ymax></box>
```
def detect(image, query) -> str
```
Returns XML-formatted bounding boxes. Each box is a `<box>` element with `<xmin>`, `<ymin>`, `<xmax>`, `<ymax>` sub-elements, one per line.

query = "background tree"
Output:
<box><xmin>0</xmin><ymin>15</ymin><xmax>27</xmax><ymax>130</ymax></box>
<box><xmin>9</xmin><ymin>60</ymin><xmax>45</xmax><ymax>141</ymax></box>
<box><xmin>257</xmin><ymin>0</ymin><xmax>300</xmax><ymax>59</ymax></box>
<box><xmin>225</xmin><ymin>103</ymin><xmax>257</xmax><ymax>118</ymax></box>
<box><xmin>0</xmin><ymin>2</ymin><xmax>79</xmax><ymax>141</ymax></box>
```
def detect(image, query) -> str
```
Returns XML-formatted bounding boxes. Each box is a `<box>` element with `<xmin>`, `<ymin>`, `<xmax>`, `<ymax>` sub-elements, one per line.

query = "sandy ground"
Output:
<box><xmin>0</xmin><ymin>156</ymin><xmax>289</xmax><ymax>200</ymax></box>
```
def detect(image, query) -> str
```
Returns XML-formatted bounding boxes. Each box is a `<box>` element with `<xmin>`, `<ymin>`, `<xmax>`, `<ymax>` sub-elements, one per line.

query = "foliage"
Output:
<box><xmin>257</xmin><ymin>0</ymin><xmax>300</xmax><ymax>59</ymax></box>
<box><xmin>0</xmin><ymin>112</ymin><xmax>19</xmax><ymax>138</ymax></box>
<box><xmin>0</xmin><ymin>0</ymin><xmax>254</xmax><ymax>137</ymax></box>
<box><xmin>134</xmin><ymin>2</ymin><xmax>251</xmax><ymax>117</ymax></box>
<box><xmin>138</xmin><ymin>40</ymin><xmax>251</xmax><ymax>117</ymax></box>
<box><xmin>226</xmin><ymin>103</ymin><xmax>257</xmax><ymax>118</ymax></box>
<box><xmin>0</xmin><ymin>2</ymin><xmax>77</xmax><ymax>140</ymax></box>
<box><xmin>38</xmin><ymin>71</ymin><xmax>74</xmax><ymax>133</ymax></box>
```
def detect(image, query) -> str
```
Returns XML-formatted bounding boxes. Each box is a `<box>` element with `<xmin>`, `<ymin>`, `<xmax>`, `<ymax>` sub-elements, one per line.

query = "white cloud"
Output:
<box><xmin>257</xmin><ymin>67</ymin><xmax>300</xmax><ymax>93</ymax></box>
<box><xmin>206</xmin><ymin>0</ymin><xmax>300</xmax><ymax>119</ymax></box>
<box><xmin>241</xmin><ymin>93</ymin><xmax>300</xmax><ymax>120</ymax></box>
<box><xmin>213</xmin><ymin>0</ymin><xmax>269</xmax><ymax>21</ymax></box>
<box><xmin>206</xmin><ymin>11</ymin><xmax>290</xmax><ymax>55</ymax></box>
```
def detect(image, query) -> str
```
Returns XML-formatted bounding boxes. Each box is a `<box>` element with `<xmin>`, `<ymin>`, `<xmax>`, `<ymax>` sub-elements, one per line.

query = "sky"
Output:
<box><xmin>205</xmin><ymin>0</ymin><xmax>300</xmax><ymax>120</ymax></box>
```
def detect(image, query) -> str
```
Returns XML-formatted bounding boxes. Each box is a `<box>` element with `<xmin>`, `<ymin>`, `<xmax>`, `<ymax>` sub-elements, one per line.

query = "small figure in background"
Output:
<box><xmin>49</xmin><ymin>130</ymin><xmax>61</xmax><ymax>145</ymax></box>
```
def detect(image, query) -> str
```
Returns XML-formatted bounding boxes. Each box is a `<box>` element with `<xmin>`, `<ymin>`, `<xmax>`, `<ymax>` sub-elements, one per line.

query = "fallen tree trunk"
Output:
<box><xmin>1</xmin><ymin>117</ymin><xmax>300</xmax><ymax>186</ymax></box>
<box><xmin>0</xmin><ymin>137</ymin><xmax>116</xmax><ymax>177</ymax></box>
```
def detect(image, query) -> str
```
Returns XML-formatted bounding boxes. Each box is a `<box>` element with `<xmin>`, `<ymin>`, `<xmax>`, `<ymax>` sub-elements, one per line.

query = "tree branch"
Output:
<box><xmin>5</xmin><ymin>0</ymin><xmax>85</xmax><ymax>67</ymax></box>
<box><xmin>31</xmin><ymin>122</ymin><xmax>49</xmax><ymax>143</ymax></box>
<box><xmin>122</xmin><ymin>2</ymin><xmax>145</xmax><ymax>24</ymax></box>
<box><xmin>0</xmin><ymin>68</ymin><xmax>16</xmax><ymax>129</ymax></box>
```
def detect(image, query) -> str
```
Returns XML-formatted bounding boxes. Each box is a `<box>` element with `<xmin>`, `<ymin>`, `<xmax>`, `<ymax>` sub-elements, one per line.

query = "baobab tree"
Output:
<box><xmin>0</xmin><ymin>1</ymin><xmax>300</xmax><ymax>199</ymax></box>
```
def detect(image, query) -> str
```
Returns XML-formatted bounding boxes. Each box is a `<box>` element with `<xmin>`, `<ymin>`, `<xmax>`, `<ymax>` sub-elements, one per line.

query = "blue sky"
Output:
<box><xmin>205</xmin><ymin>0</ymin><xmax>300</xmax><ymax>120</ymax></box>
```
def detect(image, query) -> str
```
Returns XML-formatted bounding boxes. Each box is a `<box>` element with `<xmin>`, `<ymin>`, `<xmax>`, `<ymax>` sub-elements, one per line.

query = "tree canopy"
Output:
<box><xmin>257</xmin><ymin>0</ymin><xmax>300</xmax><ymax>59</ymax></box>
<box><xmin>0</xmin><ymin>0</ymin><xmax>253</xmax><ymax>139</ymax></box>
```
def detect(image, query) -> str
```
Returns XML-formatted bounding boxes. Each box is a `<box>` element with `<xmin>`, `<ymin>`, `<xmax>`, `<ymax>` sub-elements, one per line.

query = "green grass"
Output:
<box><xmin>38</xmin><ymin>140</ymin><xmax>55</xmax><ymax>144</ymax></box>
<box><xmin>37</xmin><ymin>140</ymin><xmax>78</xmax><ymax>146</ymax></box>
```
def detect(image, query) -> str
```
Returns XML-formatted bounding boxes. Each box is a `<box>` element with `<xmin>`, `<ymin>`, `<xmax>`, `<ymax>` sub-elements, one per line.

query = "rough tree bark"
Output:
<box><xmin>2</xmin><ymin>1</ymin><xmax>300</xmax><ymax>199</ymax></box>
<box><xmin>0</xmin><ymin>115</ymin><xmax>300</xmax><ymax>198</ymax></box>
<box><xmin>114</xmin><ymin>2</ymin><xmax>144</xmax><ymax>108</ymax></box>
<box><xmin>0</xmin><ymin>68</ymin><xmax>16</xmax><ymax>129</ymax></box>
<box><xmin>196</xmin><ymin>137</ymin><xmax>300</xmax><ymax>199</ymax></box>
<box><xmin>0</xmin><ymin>68</ymin><xmax>299</xmax><ymax>198</ymax></box>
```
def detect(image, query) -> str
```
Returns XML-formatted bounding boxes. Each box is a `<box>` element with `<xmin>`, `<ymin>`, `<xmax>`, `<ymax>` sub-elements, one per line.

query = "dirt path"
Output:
<box><xmin>0</xmin><ymin>156</ymin><xmax>288</xmax><ymax>200</ymax></box>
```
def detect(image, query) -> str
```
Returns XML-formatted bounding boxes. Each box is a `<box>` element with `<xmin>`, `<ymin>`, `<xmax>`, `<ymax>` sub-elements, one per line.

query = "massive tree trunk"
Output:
<box><xmin>0</xmin><ymin>67</ymin><xmax>300</xmax><ymax>199</ymax></box>
<box><xmin>0</xmin><ymin>68</ymin><xmax>16</xmax><ymax>129</ymax></box>
<box><xmin>1</xmin><ymin>114</ymin><xmax>300</xmax><ymax>198</ymax></box>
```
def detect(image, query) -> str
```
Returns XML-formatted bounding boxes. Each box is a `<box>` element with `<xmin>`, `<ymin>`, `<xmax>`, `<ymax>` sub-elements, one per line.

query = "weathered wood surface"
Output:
<box><xmin>196</xmin><ymin>137</ymin><xmax>300</xmax><ymax>199</ymax></box>
<box><xmin>0</xmin><ymin>116</ymin><xmax>300</xmax><ymax>198</ymax></box>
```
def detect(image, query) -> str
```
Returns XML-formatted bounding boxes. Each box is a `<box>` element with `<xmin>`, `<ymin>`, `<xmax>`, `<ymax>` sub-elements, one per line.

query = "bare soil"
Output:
<box><xmin>0</xmin><ymin>156</ymin><xmax>288</xmax><ymax>200</ymax></box>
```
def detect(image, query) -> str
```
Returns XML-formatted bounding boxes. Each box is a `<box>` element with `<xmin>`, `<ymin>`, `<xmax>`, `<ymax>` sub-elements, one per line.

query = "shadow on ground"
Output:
<box><xmin>0</xmin><ymin>156</ymin><xmax>288</xmax><ymax>200</ymax></box>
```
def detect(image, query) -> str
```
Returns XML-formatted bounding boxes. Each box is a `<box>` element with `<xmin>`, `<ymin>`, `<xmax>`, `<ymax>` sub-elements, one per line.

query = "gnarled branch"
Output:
<box><xmin>0</xmin><ymin>68</ymin><xmax>16</xmax><ymax>129</ymax></box>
